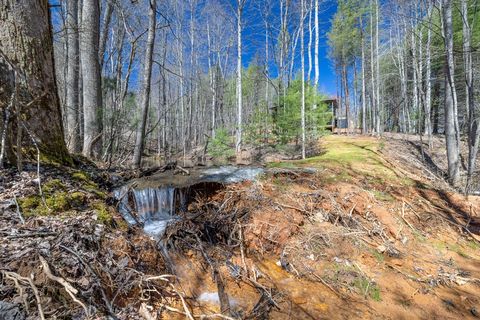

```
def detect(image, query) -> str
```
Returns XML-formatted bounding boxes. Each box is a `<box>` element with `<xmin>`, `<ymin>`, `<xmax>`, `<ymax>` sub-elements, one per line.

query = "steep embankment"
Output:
<box><xmin>244</xmin><ymin>135</ymin><xmax>480</xmax><ymax>319</ymax></box>
<box><xmin>154</xmin><ymin>135</ymin><xmax>480</xmax><ymax>319</ymax></box>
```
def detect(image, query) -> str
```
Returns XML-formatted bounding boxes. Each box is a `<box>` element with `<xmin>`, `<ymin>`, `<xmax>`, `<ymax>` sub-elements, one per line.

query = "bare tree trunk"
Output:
<box><xmin>342</xmin><ymin>63</ymin><xmax>350</xmax><ymax>133</ymax></box>
<box><xmin>353</xmin><ymin>59</ymin><xmax>358</xmax><ymax>133</ymax></box>
<box><xmin>207</xmin><ymin>22</ymin><xmax>216</xmax><ymax>138</ymax></box>
<box><xmin>0</xmin><ymin>0</ymin><xmax>69</xmax><ymax>165</ymax></box>
<box><xmin>314</xmin><ymin>0</ymin><xmax>319</xmax><ymax>91</ymax></box>
<box><xmin>425</xmin><ymin>7</ymin><xmax>433</xmax><ymax>147</ymax></box>
<box><xmin>411</xmin><ymin>19</ymin><xmax>419</xmax><ymax>134</ymax></box>
<box><xmin>132</xmin><ymin>0</ymin><xmax>156</xmax><ymax>168</ymax></box>
<box><xmin>463</xmin><ymin>0</ymin><xmax>479</xmax><ymax>190</ymax></box>
<box><xmin>307</xmin><ymin>0</ymin><xmax>313</xmax><ymax>81</ymax></box>
<box><xmin>360</xmin><ymin>16</ymin><xmax>367</xmax><ymax>134</ymax></box>
<box><xmin>288</xmin><ymin>26</ymin><xmax>301</xmax><ymax>86</ymax></box>
<box><xmin>369</xmin><ymin>0</ymin><xmax>377</xmax><ymax>134</ymax></box>
<box><xmin>66</xmin><ymin>0</ymin><xmax>81</xmax><ymax>152</ymax></box>
<box><xmin>375</xmin><ymin>0</ymin><xmax>381</xmax><ymax>134</ymax></box>
<box><xmin>80</xmin><ymin>0</ymin><xmax>103</xmax><ymax>158</ymax></box>
<box><xmin>265</xmin><ymin>20</ymin><xmax>269</xmax><ymax>105</ymax></box>
<box><xmin>301</xmin><ymin>0</ymin><xmax>306</xmax><ymax>159</ymax></box>
<box><xmin>442</xmin><ymin>0</ymin><xmax>460</xmax><ymax>186</ymax></box>
<box><xmin>235</xmin><ymin>0</ymin><xmax>245</xmax><ymax>153</ymax></box>
<box><xmin>98</xmin><ymin>0</ymin><xmax>113</xmax><ymax>70</ymax></box>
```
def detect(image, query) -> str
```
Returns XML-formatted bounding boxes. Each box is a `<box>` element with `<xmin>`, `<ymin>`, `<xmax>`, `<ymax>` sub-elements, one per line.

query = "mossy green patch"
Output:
<box><xmin>43</xmin><ymin>179</ymin><xmax>66</xmax><ymax>193</ymax></box>
<box><xmin>72</xmin><ymin>171</ymin><xmax>90</xmax><ymax>182</ymax></box>
<box><xmin>370</xmin><ymin>249</ymin><xmax>385</xmax><ymax>263</ymax></box>
<box><xmin>19</xmin><ymin>178</ymin><xmax>89</xmax><ymax>217</ymax></box>
<box><xmin>326</xmin><ymin>261</ymin><xmax>381</xmax><ymax>301</ymax></box>
<box><xmin>413</xmin><ymin>230</ymin><xmax>427</xmax><ymax>242</ymax></box>
<box><xmin>432</xmin><ymin>240</ymin><xmax>470</xmax><ymax>258</ymax></box>
<box><xmin>446</xmin><ymin>243</ymin><xmax>470</xmax><ymax>258</ymax></box>
<box><xmin>84</xmin><ymin>183</ymin><xmax>107</xmax><ymax>199</ymax></box>
<box><xmin>372</xmin><ymin>190</ymin><xmax>395</xmax><ymax>202</ymax></box>
<box><xmin>69</xmin><ymin>192</ymin><xmax>86</xmax><ymax>207</ymax></box>
<box><xmin>17</xmin><ymin>195</ymin><xmax>42</xmax><ymax>217</ymax></box>
<box><xmin>93</xmin><ymin>201</ymin><xmax>113</xmax><ymax>225</ymax></box>
<box><xmin>45</xmin><ymin>192</ymin><xmax>69</xmax><ymax>212</ymax></box>
<box><xmin>36</xmin><ymin>148</ymin><xmax>74</xmax><ymax>167</ymax></box>
<box><xmin>465</xmin><ymin>240</ymin><xmax>480</xmax><ymax>250</ymax></box>
<box><xmin>266</xmin><ymin>161</ymin><xmax>297</xmax><ymax>169</ymax></box>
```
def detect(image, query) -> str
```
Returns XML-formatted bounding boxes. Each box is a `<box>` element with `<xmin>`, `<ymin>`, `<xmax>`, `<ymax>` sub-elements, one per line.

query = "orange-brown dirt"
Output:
<box><xmin>164</xmin><ymin>135</ymin><xmax>480</xmax><ymax>319</ymax></box>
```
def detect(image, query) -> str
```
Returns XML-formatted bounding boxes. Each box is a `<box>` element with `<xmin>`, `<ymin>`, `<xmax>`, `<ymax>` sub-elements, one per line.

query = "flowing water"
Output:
<box><xmin>114</xmin><ymin>166</ymin><xmax>264</xmax><ymax>237</ymax></box>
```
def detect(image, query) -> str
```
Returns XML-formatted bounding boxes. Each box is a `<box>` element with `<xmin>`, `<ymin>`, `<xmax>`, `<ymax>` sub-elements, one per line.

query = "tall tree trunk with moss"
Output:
<box><xmin>0</xmin><ymin>0</ymin><xmax>69</xmax><ymax>167</ymax></box>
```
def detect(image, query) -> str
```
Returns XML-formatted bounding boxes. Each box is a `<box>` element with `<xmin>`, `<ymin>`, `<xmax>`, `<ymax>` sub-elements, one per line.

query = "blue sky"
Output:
<box><xmin>241</xmin><ymin>0</ymin><xmax>338</xmax><ymax>96</ymax></box>
<box><xmin>50</xmin><ymin>0</ymin><xmax>338</xmax><ymax>96</ymax></box>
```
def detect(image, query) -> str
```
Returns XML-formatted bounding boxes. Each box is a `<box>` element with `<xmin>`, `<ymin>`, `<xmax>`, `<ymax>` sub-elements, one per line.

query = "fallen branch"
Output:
<box><xmin>13</xmin><ymin>195</ymin><xmax>25</xmax><ymax>224</ymax></box>
<box><xmin>39</xmin><ymin>255</ymin><xmax>90</xmax><ymax>316</ymax></box>
<box><xmin>6</xmin><ymin>231</ymin><xmax>57</xmax><ymax>239</ymax></box>
<box><xmin>274</xmin><ymin>201</ymin><xmax>308</xmax><ymax>213</ymax></box>
<box><xmin>193</xmin><ymin>234</ymin><xmax>231</xmax><ymax>316</ymax></box>
<box><xmin>2</xmin><ymin>270</ymin><xmax>45</xmax><ymax>320</ymax></box>
<box><xmin>170</xmin><ymin>284</ymin><xmax>194</xmax><ymax>320</ymax></box>
<box><xmin>59</xmin><ymin>245</ymin><xmax>116</xmax><ymax>318</ymax></box>
<box><xmin>176</xmin><ymin>165</ymin><xmax>190</xmax><ymax>175</ymax></box>
<box><xmin>400</xmin><ymin>201</ymin><xmax>418</xmax><ymax>233</ymax></box>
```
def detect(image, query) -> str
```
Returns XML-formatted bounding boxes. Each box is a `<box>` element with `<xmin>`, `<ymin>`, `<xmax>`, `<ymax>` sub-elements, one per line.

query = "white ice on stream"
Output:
<box><xmin>198</xmin><ymin>166</ymin><xmax>264</xmax><ymax>183</ymax></box>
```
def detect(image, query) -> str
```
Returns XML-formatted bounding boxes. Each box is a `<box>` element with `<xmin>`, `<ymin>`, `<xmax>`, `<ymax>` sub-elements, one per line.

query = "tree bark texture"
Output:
<box><xmin>0</xmin><ymin>0</ymin><xmax>69</xmax><ymax>165</ymax></box>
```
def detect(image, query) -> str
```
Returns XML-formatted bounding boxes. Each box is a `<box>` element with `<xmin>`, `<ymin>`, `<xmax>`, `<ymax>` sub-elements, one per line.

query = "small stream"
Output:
<box><xmin>114</xmin><ymin>166</ymin><xmax>264</xmax><ymax>237</ymax></box>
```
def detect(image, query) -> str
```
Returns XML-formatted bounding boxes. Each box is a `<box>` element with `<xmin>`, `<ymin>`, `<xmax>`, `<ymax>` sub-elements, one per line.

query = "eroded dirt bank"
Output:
<box><xmin>1</xmin><ymin>135</ymin><xmax>479</xmax><ymax>319</ymax></box>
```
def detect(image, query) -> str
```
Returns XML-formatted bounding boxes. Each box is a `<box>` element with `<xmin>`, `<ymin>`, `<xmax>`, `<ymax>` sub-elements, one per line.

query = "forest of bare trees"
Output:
<box><xmin>44</xmin><ymin>0</ymin><xmax>329</xmax><ymax>167</ymax></box>
<box><xmin>329</xmin><ymin>0</ymin><xmax>480</xmax><ymax>189</ymax></box>
<box><xmin>0</xmin><ymin>0</ymin><xmax>479</xmax><ymax>191</ymax></box>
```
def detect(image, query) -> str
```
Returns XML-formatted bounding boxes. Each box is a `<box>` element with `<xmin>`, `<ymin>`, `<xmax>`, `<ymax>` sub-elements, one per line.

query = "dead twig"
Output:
<box><xmin>2</xmin><ymin>270</ymin><xmax>45</xmax><ymax>320</ymax></box>
<box><xmin>39</xmin><ymin>255</ymin><xmax>90</xmax><ymax>316</ymax></box>
<box><xmin>6</xmin><ymin>231</ymin><xmax>57</xmax><ymax>239</ymax></box>
<box><xmin>400</xmin><ymin>201</ymin><xmax>419</xmax><ymax>233</ymax></box>
<box><xmin>13</xmin><ymin>195</ymin><xmax>25</xmax><ymax>224</ymax></box>
<box><xmin>21</xmin><ymin>122</ymin><xmax>47</xmax><ymax>208</ymax></box>
<box><xmin>193</xmin><ymin>233</ymin><xmax>232</xmax><ymax>316</ymax></box>
<box><xmin>238</xmin><ymin>221</ymin><xmax>248</xmax><ymax>276</ymax></box>
<box><xmin>274</xmin><ymin>201</ymin><xmax>308</xmax><ymax>213</ymax></box>
<box><xmin>176</xmin><ymin>165</ymin><xmax>190</xmax><ymax>175</ymax></box>
<box><xmin>169</xmin><ymin>284</ymin><xmax>194</xmax><ymax>320</ymax></box>
<box><xmin>59</xmin><ymin>244</ymin><xmax>116</xmax><ymax>318</ymax></box>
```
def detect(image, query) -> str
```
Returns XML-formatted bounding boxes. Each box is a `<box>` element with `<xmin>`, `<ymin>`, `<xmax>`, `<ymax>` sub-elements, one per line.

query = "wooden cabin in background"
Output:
<box><xmin>321</xmin><ymin>97</ymin><xmax>348</xmax><ymax>132</ymax></box>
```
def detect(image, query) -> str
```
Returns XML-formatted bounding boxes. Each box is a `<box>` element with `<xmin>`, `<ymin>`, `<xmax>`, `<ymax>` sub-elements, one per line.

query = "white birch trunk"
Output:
<box><xmin>301</xmin><ymin>0</ymin><xmax>306</xmax><ymax>159</ymax></box>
